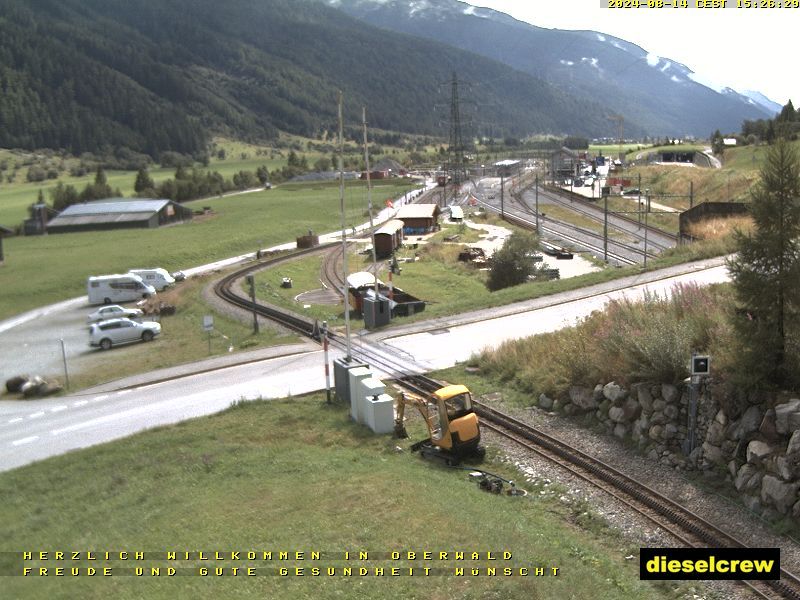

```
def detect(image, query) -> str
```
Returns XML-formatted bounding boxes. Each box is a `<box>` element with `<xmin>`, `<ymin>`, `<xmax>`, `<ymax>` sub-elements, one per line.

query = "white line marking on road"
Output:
<box><xmin>29</xmin><ymin>412</ymin><xmax>45</xmax><ymax>419</ymax></box>
<box><xmin>51</xmin><ymin>405</ymin><xmax>68</xmax><ymax>413</ymax></box>
<box><xmin>73</xmin><ymin>400</ymin><xmax>89</xmax><ymax>407</ymax></box>
<box><xmin>12</xmin><ymin>436</ymin><xmax>38</xmax><ymax>446</ymax></box>
<box><xmin>8</xmin><ymin>418</ymin><xmax>23</xmax><ymax>424</ymax></box>
<box><xmin>92</xmin><ymin>395</ymin><xmax>109</xmax><ymax>403</ymax></box>
<box><xmin>116</xmin><ymin>390</ymin><xmax>131</xmax><ymax>396</ymax></box>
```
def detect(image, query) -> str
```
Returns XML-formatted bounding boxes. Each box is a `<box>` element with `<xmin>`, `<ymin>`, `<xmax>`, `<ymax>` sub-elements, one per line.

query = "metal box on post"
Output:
<box><xmin>363</xmin><ymin>296</ymin><xmax>391</xmax><ymax>329</ymax></box>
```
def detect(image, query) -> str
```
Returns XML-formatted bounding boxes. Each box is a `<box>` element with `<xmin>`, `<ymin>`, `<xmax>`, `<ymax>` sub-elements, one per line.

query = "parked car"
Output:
<box><xmin>622</xmin><ymin>188</ymin><xmax>641</xmax><ymax>196</ymax></box>
<box><xmin>89</xmin><ymin>318</ymin><xmax>161</xmax><ymax>350</ymax></box>
<box><xmin>87</xmin><ymin>305</ymin><xmax>144</xmax><ymax>323</ymax></box>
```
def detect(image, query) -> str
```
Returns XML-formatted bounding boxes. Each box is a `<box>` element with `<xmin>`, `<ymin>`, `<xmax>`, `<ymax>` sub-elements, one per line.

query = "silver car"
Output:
<box><xmin>89</xmin><ymin>318</ymin><xmax>161</xmax><ymax>350</ymax></box>
<box><xmin>87</xmin><ymin>304</ymin><xmax>144</xmax><ymax>323</ymax></box>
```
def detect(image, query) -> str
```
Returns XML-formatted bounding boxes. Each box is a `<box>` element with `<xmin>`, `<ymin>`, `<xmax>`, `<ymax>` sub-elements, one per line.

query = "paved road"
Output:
<box><xmin>0</xmin><ymin>256</ymin><xmax>730</xmax><ymax>472</ymax></box>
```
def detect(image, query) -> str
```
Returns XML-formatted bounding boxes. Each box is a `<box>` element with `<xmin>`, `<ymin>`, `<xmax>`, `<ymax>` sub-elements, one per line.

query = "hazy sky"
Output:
<box><xmin>474</xmin><ymin>1</ymin><xmax>795</xmax><ymax>107</ymax></box>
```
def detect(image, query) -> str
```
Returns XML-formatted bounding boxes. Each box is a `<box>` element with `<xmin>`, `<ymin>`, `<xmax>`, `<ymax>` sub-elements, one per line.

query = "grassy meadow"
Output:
<box><xmin>0</xmin><ymin>392</ymin><xmax>686</xmax><ymax>600</ymax></box>
<box><xmin>0</xmin><ymin>179</ymin><xmax>416</xmax><ymax>321</ymax></box>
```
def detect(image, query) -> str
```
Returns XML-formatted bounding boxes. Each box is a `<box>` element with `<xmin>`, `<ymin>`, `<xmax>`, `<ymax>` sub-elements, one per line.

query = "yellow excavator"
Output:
<box><xmin>395</xmin><ymin>384</ymin><xmax>485</xmax><ymax>464</ymax></box>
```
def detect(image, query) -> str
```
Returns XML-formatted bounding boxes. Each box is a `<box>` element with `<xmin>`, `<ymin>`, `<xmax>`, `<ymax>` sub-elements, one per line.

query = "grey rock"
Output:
<box><xmin>663</xmin><ymin>423</ymin><xmax>678</xmax><ymax>440</ymax></box>
<box><xmin>608</xmin><ymin>406</ymin><xmax>626</xmax><ymax>423</ymax></box>
<box><xmin>759</xmin><ymin>409</ymin><xmax>779</xmax><ymax>441</ymax></box>
<box><xmin>714</xmin><ymin>409</ymin><xmax>727</xmax><ymax>426</ymax></box>
<box><xmin>787</xmin><ymin>430</ymin><xmax>800</xmax><ymax>455</ymax></box>
<box><xmin>592</xmin><ymin>383</ymin><xmax>605</xmax><ymax>402</ymax></box>
<box><xmin>775</xmin><ymin>399</ymin><xmax>800</xmax><ymax>435</ymax></box>
<box><xmin>603</xmin><ymin>381</ymin><xmax>627</xmax><ymax>403</ymax></box>
<box><xmin>636</xmin><ymin>384</ymin><xmax>654</xmax><ymax>412</ymax></box>
<box><xmin>728</xmin><ymin>460</ymin><xmax>739</xmax><ymax>478</ymax></box>
<box><xmin>776</xmin><ymin>454</ymin><xmax>800</xmax><ymax>481</ymax></box>
<box><xmin>735</xmin><ymin>463</ymin><xmax>762</xmax><ymax>492</ymax></box>
<box><xmin>613</xmin><ymin>423</ymin><xmax>628</xmax><ymax>439</ymax></box>
<box><xmin>538</xmin><ymin>394</ymin><xmax>553</xmax><ymax>410</ymax></box>
<box><xmin>747</xmin><ymin>440</ymin><xmax>774</xmax><ymax>464</ymax></box>
<box><xmin>649</xmin><ymin>425</ymin><xmax>663</xmax><ymax>441</ymax></box>
<box><xmin>663</xmin><ymin>404</ymin><xmax>679</xmax><ymax>421</ymax></box>
<box><xmin>662</xmin><ymin>383</ymin><xmax>679</xmax><ymax>404</ymax></box>
<box><xmin>652</xmin><ymin>399</ymin><xmax>666</xmax><ymax>413</ymax></box>
<box><xmin>705</xmin><ymin>421</ymin><xmax>725</xmax><ymax>446</ymax></box>
<box><xmin>702</xmin><ymin>442</ymin><xmax>725</xmax><ymax>466</ymax></box>
<box><xmin>622</xmin><ymin>397</ymin><xmax>641</xmax><ymax>422</ymax></box>
<box><xmin>761</xmin><ymin>474</ymin><xmax>800</xmax><ymax>514</ymax></box>
<box><xmin>569</xmin><ymin>386</ymin><xmax>597</xmax><ymax>411</ymax></box>
<box><xmin>650</xmin><ymin>411</ymin><xmax>666</xmax><ymax>426</ymax></box>
<box><xmin>732</xmin><ymin>405</ymin><xmax>763</xmax><ymax>441</ymax></box>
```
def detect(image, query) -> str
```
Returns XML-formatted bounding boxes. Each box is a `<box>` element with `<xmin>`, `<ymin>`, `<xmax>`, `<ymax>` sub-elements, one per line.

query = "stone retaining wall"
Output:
<box><xmin>539</xmin><ymin>382</ymin><xmax>800</xmax><ymax>518</ymax></box>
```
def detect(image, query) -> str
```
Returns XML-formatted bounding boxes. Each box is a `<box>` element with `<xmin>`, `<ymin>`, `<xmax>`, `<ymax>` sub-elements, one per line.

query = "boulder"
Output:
<box><xmin>592</xmin><ymin>384</ymin><xmax>605</xmax><ymax>402</ymax></box>
<box><xmin>635</xmin><ymin>384</ymin><xmax>654</xmax><ymax>412</ymax></box>
<box><xmin>622</xmin><ymin>397</ymin><xmax>641</xmax><ymax>422</ymax></box>
<box><xmin>613</xmin><ymin>423</ymin><xmax>628</xmax><ymax>439</ymax></box>
<box><xmin>5</xmin><ymin>375</ymin><xmax>29</xmax><ymax>394</ymax></box>
<box><xmin>569</xmin><ymin>386</ymin><xmax>597</xmax><ymax>411</ymax></box>
<box><xmin>705</xmin><ymin>421</ymin><xmax>725</xmax><ymax>446</ymax></box>
<box><xmin>787</xmin><ymin>429</ymin><xmax>800</xmax><ymax>456</ymax></box>
<box><xmin>608</xmin><ymin>406</ymin><xmax>626</xmax><ymax>423</ymax></box>
<box><xmin>761</xmin><ymin>475</ymin><xmax>800</xmax><ymax>514</ymax></box>
<box><xmin>759</xmin><ymin>409</ymin><xmax>779</xmax><ymax>441</ymax></box>
<box><xmin>731</xmin><ymin>405</ymin><xmax>763</xmax><ymax>441</ymax></box>
<box><xmin>663</xmin><ymin>404</ymin><xmax>679</xmax><ymax>421</ymax></box>
<box><xmin>776</xmin><ymin>454</ymin><xmax>800</xmax><ymax>481</ymax></box>
<box><xmin>662</xmin><ymin>383</ymin><xmax>680</xmax><ymax>404</ymax></box>
<box><xmin>649</xmin><ymin>424</ymin><xmax>664</xmax><ymax>441</ymax></box>
<box><xmin>603</xmin><ymin>381</ymin><xmax>626</xmax><ymax>403</ymax></box>
<box><xmin>714</xmin><ymin>409</ymin><xmax>727</xmax><ymax>426</ymax></box>
<box><xmin>538</xmin><ymin>394</ymin><xmax>553</xmax><ymax>410</ymax></box>
<box><xmin>775</xmin><ymin>399</ymin><xmax>800</xmax><ymax>435</ymax></box>
<box><xmin>702</xmin><ymin>442</ymin><xmax>725</xmax><ymax>466</ymax></box>
<box><xmin>663</xmin><ymin>423</ymin><xmax>678</xmax><ymax>440</ymax></box>
<box><xmin>747</xmin><ymin>440</ymin><xmax>775</xmax><ymax>464</ymax></box>
<box><xmin>735</xmin><ymin>463</ymin><xmax>762</xmax><ymax>492</ymax></box>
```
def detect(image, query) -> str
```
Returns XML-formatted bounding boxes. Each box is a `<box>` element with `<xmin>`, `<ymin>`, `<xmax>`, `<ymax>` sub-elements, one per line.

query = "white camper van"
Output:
<box><xmin>87</xmin><ymin>274</ymin><xmax>156</xmax><ymax>305</ymax></box>
<box><xmin>128</xmin><ymin>268</ymin><xmax>175</xmax><ymax>291</ymax></box>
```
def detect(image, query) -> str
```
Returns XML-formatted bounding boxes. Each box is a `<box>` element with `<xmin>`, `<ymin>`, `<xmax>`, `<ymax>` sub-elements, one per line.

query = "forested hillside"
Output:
<box><xmin>0</xmin><ymin>0</ymin><xmax>612</xmax><ymax>159</ymax></box>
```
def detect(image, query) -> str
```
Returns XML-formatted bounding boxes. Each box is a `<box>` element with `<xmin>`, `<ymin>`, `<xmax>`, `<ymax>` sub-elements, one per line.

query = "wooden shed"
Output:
<box><xmin>395</xmin><ymin>204</ymin><xmax>440</xmax><ymax>234</ymax></box>
<box><xmin>373</xmin><ymin>219</ymin><xmax>404</xmax><ymax>257</ymax></box>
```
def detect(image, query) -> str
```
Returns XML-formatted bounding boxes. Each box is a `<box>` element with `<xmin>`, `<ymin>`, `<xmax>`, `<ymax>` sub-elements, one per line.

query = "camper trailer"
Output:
<box><xmin>87</xmin><ymin>274</ymin><xmax>156</xmax><ymax>305</ymax></box>
<box><xmin>128</xmin><ymin>268</ymin><xmax>175</xmax><ymax>291</ymax></box>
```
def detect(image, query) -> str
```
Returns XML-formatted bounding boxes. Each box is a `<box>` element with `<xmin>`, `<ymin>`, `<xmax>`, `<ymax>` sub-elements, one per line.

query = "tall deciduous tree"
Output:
<box><xmin>727</xmin><ymin>139</ymin><xmax>800</xmax><ymax>389</ymax></box>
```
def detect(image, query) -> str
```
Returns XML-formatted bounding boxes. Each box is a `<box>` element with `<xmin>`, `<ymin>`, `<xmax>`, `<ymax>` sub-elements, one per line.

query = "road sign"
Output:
<box><xmin>691</xmin><ymin>355</ymin><xmax>710</xmax><ymax>376</ymax></box>
<box><xmin>203</xmin><ymin>315</ymin><xmax>214</xmax><ymax>332</ymax></box>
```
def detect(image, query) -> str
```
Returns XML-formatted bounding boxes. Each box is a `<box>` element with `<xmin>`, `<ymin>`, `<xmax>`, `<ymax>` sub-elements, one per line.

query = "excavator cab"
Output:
<box><xmin>396</xmin><ymin>384</ymin><xmax>484</xmax><ymax>463</ymax></box>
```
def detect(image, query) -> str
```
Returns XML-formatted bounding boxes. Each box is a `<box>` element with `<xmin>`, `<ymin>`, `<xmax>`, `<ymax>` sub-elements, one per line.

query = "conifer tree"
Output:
<box><xmin>727</xmin><ymin>139</ymin><xmax>800</xmax><ymax>388</ymax></box>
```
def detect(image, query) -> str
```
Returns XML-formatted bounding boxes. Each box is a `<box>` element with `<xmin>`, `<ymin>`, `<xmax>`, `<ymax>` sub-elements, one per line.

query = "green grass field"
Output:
<box><xmin>0</xmin><ymin>179</ymin><xmax>417</xmax><ymax>321</ymax></box>
<box><xmin>0</xmin><ymin>392</ymin><xmax>681</xmax><ymax>600</ymax></box>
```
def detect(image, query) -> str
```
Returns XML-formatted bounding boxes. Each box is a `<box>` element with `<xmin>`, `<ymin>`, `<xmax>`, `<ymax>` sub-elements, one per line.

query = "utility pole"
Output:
<box><xmin>534</xmin><ymin>174</ymin><xmax>539</xmax><ymax>234</ymax></box>
<box><xmin>603</xmin><ymin>193</ymin><xmax>608</xmax><ymax>263</ymax></box>
<box><xmin>500</xmin><ymin>173</ymin><xmax>505</xmax><ymax>219</ymax></box>
<box><xmin>362</xmin><ymin>106</ymin><xmax>378</xmax><ymax>328</ymax></box>
<box><xmin>337</xmin><ymin>91</ymin><xmax>352</xmax><ymax>361</ymax></box>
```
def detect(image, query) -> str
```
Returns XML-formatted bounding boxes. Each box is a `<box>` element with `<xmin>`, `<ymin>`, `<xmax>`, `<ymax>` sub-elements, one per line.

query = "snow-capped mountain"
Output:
<box><xmin>324</xmin><ymin>0</ymin><xmax>776</xmax><ymax>136</ymax></box>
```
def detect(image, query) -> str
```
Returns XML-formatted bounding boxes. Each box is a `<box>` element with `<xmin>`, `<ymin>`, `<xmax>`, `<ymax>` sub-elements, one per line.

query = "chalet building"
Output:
<box><xmin>394</xmin><ymin>204</ymin><xmax>440</xmax><ymax>234</ymax></box>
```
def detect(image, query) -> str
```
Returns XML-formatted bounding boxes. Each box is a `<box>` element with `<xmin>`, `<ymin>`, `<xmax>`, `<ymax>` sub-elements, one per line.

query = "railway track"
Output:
<box><xmin>214</xmin><ymin>231</ymin><xmax>800</xmax><ymax>599</ymax></box>
<box><xmin>529</xmin><ymin>185</ymin><xmax>676</xmax><ymax>253</ymax></box>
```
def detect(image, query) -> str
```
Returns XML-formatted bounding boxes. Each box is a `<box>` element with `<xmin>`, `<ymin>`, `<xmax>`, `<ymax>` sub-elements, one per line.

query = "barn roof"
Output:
<box><xmin>374</xmin><ymin>219</ymin><xmax>404</xmax><ymax>235</ymax></box>
<box><xmin>395</xmin><ymin>204</ymin><xmax>440</xmax><ymax>219</ymax></box>
<box><xmin>56</xmin><ymin>199</ymin><xmax>170</xmax><ymax>216</ymax></box>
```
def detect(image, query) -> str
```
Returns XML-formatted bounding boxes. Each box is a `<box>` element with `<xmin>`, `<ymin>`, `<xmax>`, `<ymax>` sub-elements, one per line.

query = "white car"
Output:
<box><xmin>87</xmin><ymin>305</ymin><xmax>144</xmax><ymax>323</ymax></box>
<box><xmin>89</xmin><ymin>318</ymin><xmax>161</xmax><ymax>350</ymax></box>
